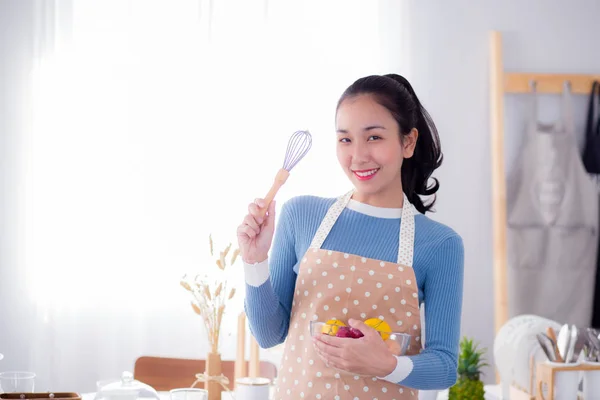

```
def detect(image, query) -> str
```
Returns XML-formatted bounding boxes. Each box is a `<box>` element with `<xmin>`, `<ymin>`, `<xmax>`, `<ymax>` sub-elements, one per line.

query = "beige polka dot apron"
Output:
<box><xmin>273</xmin><ymin>190</ymin><xmax>422</xmax><ymax>400</ymax></box>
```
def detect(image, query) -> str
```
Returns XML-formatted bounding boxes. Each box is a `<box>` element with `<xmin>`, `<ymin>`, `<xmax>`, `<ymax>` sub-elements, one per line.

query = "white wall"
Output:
<box><xmin>398</xmin><ymin>0</ymin><xmax>600</xmax><ymax>383</ymax></box>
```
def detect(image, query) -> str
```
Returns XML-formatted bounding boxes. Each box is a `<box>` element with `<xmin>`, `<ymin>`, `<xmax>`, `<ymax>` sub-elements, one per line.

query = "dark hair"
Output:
<box><xmin>336</xmin><ymin>73</ymin><xmax>443</xmax><ymax>214</ymax></box>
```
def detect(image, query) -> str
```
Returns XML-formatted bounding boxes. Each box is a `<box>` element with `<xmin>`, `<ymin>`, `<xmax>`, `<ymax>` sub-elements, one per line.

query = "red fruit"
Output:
<box><xmin>336</xmin><ymin>327</ymin><xmax>352</xmax><ymax>338</ymax></box>
<box><xmin>349</xmin><ymin>327</ymin><xmax>364</xmax><ymax>338</ymax></box>
<box><xmin>335</xmin><ymin>326</ymin><xmax>364</xmax><ymax>338</ymax></box>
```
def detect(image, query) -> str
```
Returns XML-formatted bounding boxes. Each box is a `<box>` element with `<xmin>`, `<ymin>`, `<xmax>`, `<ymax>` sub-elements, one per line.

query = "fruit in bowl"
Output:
<box><xmin>310</xmin><ymin>320</ymin><xmax>364</xmax><ymax>338</ymax></box>
<box><xmin>321</xmin><ymin>319</ymin><xmax>346</xmax><ymax>335</ymax></box>
<box><xmin>364</xmin><ymin>318</ymin><xmax>392</xmax><ymax>340</ymax></box>
<box><xmin>310</xmin><ymin>320</ymin><xmax>342</xmax><ymax>337</ymax></box>
<box><xmin>310</xmin><ymin>319</ymin><xmax>412</xmax><ymax>350</ymax></box>
<box><xmin>335</xmin><ymin>326</ymin><xmax>364</xmax><ymax>338</ymax></box>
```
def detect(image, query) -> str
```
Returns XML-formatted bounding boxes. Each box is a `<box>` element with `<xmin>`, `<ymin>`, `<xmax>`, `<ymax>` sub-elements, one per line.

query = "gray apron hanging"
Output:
<box><xmin>506</xmin><ymin>85</ymin><xmax>599</xmax><ymax>328</ymax></box>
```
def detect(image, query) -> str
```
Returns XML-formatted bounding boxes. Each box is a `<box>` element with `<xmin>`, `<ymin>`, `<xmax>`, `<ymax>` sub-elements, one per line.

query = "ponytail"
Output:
<box><xmin>336</xmin><ymin>74</ymin><xmax>443</xmax><ymax>214</ymax></box>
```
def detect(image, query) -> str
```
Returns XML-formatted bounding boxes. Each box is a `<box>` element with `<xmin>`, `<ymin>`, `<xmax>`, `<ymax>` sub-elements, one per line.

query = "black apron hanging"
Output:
<box><xmin>582</xmin><ymin>81</ymin><xmax>600</xmax><ymax>174</ymax></box>
<box><xmin>585</xmin><ymin>81</ymin><xmax>600</xmax><ymax>328</ymax></box>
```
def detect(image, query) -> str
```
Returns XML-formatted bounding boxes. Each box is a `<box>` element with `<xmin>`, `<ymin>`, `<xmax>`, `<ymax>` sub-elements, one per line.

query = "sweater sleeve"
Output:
<box><xmin>394</xmin><ymin>234</ymin><xmax>465</xmax><ymax>390</ymax></box>
<box><xmin>243</xmin><ymin>200</ymin><xmax>298</xmax><ymax>348</ymax></box>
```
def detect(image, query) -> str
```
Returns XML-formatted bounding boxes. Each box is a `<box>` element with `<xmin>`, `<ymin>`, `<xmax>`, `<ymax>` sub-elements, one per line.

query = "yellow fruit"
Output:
<box><xmin>322</xmin><ymin>319</ymin><xmax>346</xmax><ymax>336</ymax></box>
<box><xmin>365</xmin><ymin>318</ymin><xmax>391</xmax><ymax>340</ymax></box>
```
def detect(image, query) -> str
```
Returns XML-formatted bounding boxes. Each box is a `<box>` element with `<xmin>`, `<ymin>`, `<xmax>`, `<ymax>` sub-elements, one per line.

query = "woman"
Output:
<box><xmin>237</xmin><ymin>74</ymin><xmax>464</xmax><ymax>399</ymax></box>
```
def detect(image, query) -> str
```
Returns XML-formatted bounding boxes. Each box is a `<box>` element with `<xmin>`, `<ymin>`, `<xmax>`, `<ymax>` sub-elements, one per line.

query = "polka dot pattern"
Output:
<box><xmin>273</xmin><ymin>191</ymin><xmax>421</xmax><ymax>400</ymax></box>
<box><xmin>397</xmin><ymin>196</ymin><xmax>415</xmax><ymax>267</ymax></box>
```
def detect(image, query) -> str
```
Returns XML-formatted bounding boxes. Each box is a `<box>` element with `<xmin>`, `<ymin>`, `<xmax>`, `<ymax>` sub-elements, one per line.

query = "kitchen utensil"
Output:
<box><xmin>569</xmin><ymin>325</ymin><xmax>586</xmax><ymax>362</ymax></box>
<box><xmin>585</xmin><ymin>328</ymin><xmax>600</xmax><ymax>361</ymax></box>
<box><xmin>557</xmin><ymin>324</ymin><xmax>571</xmax><ymax>362</ymax></box>
<box><xmin>583</xmin><ymin>344</ymin><xmax>593</xmax><ymax>361</ymax></box>
<box><xmin>258</xmin><ymin>130</ymin><xmax>312</xmax><ymax>218</ymax></box>
<box><xmin>536</xmin><ymin>333</ymin><xmax>557</xmax><ymax>361</ymax></box>
<box><xmin>546</xmin><ymin>327</ymin><xmax>563</xmax><ymax>362</ymax></box>
<box><xmin>565</xmin><ymin>325</ymin><xmax>578</xmax><ymax>363</ymax></box>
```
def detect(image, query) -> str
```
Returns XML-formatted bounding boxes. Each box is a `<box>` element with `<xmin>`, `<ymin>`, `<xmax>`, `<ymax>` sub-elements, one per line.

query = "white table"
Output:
<box><xmin>82</xmin><ymin>390</ymin><xmax>256</xmax><ymax>400</ymax></box>
<box><xmin>83</xmin><ymin>384</ymin><xmax>503</xmax><ymax>400</ymax></box>
<box><xmin>83</xmin><ymin>391</ymin><xmax>215</xmax><ymax>400</ymax></box>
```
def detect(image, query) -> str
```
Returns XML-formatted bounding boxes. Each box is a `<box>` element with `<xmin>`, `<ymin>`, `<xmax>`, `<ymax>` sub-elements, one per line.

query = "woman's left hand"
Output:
<box><xmin>312</xmin><ymin>318</ymin><xmax>398</xmax><ymax>377</ymax></box>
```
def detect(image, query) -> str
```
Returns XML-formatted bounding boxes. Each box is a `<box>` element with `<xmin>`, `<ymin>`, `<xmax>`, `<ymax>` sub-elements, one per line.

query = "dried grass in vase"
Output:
<box><xmin>180</xmin><ymin>234</ymin><xmax>240</xmax><ymax>354</ymax></box>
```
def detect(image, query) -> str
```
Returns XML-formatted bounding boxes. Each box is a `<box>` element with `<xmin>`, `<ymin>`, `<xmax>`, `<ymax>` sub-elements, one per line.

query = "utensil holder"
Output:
<box><xmin>581</xmin><ymin>361</ymin><xmax>600</xmax><ymax>400</ymax></box>
<box><xmin>535</xmin><ymin>361</ymin><xmax>600</xmax><ymax>399</ymax></box>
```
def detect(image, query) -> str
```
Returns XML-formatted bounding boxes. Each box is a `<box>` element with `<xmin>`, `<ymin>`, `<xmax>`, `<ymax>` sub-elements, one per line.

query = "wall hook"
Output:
<box><xmin>529</xmin><ymin>79</ymin><xmax>537</xmax><ymax>93</ymax></box>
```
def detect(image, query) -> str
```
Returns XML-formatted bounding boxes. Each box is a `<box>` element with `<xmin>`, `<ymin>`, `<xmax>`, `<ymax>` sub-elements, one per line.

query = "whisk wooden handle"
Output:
<box><xmin>258</xmin><ymin>168</ymin><xmax>290</xmax><ymax>218</ymax></box>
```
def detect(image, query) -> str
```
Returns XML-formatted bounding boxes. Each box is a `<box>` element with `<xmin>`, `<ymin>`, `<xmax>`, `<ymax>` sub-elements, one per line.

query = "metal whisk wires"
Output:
<box><xmin>257</xmin><ymin>129</ymin><xmax>313</xmax><ymax>218</ymax></box>
<box><xmin>283</xmin><ymin>130</ymin><xmax>312</xmax><ymax>171</ymax></box>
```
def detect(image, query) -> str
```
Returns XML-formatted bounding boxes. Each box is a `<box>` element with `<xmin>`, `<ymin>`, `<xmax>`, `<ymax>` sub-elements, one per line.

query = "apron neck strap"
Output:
<box><xmin>309</xmin><ymin>190</ymin><xmax>416</xmax><ymax>267</ymax></box>
<box><xmin>308</xmin><ymin>190</ymin><xmax>353</xmax><ymax>250</ymax></box>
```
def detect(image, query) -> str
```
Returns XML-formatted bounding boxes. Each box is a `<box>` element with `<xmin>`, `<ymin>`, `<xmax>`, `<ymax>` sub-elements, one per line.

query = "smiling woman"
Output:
<box><xmin>238</xmin><ymin>74</ymin><xmax>464</xmax><ymax>398</ymax></box>
<box><xmin>335</xmin><ymin>94</ymin><xmax>416</xmax><ymax>204</ymax></box>
<box><xmin>335</xmin><ymin>74</ymin><xmax>442</xmax><ymax>212</ymax></box>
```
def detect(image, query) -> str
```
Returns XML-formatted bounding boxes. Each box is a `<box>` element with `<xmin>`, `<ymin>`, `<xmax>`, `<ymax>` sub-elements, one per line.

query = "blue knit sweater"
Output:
<box><xmin>243</xmin><ymin>195</ymin><xmax>464</xmax><ymax>390</ymax></box>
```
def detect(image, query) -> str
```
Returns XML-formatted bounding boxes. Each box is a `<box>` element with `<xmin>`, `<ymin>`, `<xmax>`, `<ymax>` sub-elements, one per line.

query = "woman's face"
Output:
<box><xmin>335</xmin><ymin>94</ymin><xmax>416</xmax><ymax>203</ymax></box>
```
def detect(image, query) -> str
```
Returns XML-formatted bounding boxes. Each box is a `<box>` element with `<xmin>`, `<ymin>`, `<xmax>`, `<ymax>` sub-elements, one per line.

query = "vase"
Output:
<box><xmin>205</xmin><ymin>352</ymin><xmax>223</xmax><ymax>400</ymax></box>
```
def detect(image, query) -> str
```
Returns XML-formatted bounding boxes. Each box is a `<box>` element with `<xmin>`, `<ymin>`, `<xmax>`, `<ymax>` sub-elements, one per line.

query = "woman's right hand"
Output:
<box><xmin>236</xmin><ymin>198</ymin><xmax>276</xmax><ymax>264</ymax></box>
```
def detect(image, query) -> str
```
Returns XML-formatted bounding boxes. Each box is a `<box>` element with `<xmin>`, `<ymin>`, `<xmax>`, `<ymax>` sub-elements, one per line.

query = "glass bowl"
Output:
<box><xmin>385</xmin><ymin>332</ymin><xmax>412</xmax><ymax>356</ymax></box>
<box><xmin>309</xmin><ymin>320</ymin><xmax>324</xmax><ymax>337</ymax></box>
<box><xmin>309</xmin><ymin>320</ymin><xmax>412</xmax><ymax>355</ymax></box>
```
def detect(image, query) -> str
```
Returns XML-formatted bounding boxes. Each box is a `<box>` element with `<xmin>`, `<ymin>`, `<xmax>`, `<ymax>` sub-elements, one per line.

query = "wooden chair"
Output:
<box><xmin>133</xmin><ymin>356</ymin><xmax>278</xmax><ymax>391</ymax></box>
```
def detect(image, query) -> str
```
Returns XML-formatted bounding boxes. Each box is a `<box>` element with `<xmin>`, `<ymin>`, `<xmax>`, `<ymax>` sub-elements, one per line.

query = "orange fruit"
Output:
<box><xmin>322</xmin><ymin>319</ymin><xmax>346</xmax><ymax>336</ymax></box>
<box><xmin>364</xmin><ymin>318</ymin><xmax>391</xmax><ymax>340</ymax></box>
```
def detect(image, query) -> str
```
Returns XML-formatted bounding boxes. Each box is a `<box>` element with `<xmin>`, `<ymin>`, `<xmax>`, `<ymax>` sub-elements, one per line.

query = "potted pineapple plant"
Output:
<box><xmin>448</xmin><ymin>337</ymin><xmax>488</xmax><ymax>400</ymax></box>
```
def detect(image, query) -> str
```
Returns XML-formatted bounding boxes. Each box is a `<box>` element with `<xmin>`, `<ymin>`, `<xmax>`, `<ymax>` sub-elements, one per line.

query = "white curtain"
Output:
<box><xmin>1</xmin><ymin>0</ymin><xmax>410</xmax><ymax>393</ymax></box>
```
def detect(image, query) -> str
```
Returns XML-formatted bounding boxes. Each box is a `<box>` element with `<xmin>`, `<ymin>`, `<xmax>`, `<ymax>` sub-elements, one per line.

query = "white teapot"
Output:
<box><xmin>94</xmin><ymin>372</ymin><xmax>159</xmax><ymax>400</ymax></box>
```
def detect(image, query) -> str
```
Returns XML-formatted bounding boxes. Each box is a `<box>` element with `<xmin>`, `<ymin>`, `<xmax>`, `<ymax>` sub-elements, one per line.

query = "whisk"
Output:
<box><xmin>258</xmin><ymin>130</ymin><xmax>312</xmax><ymax>218</ymax></box>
